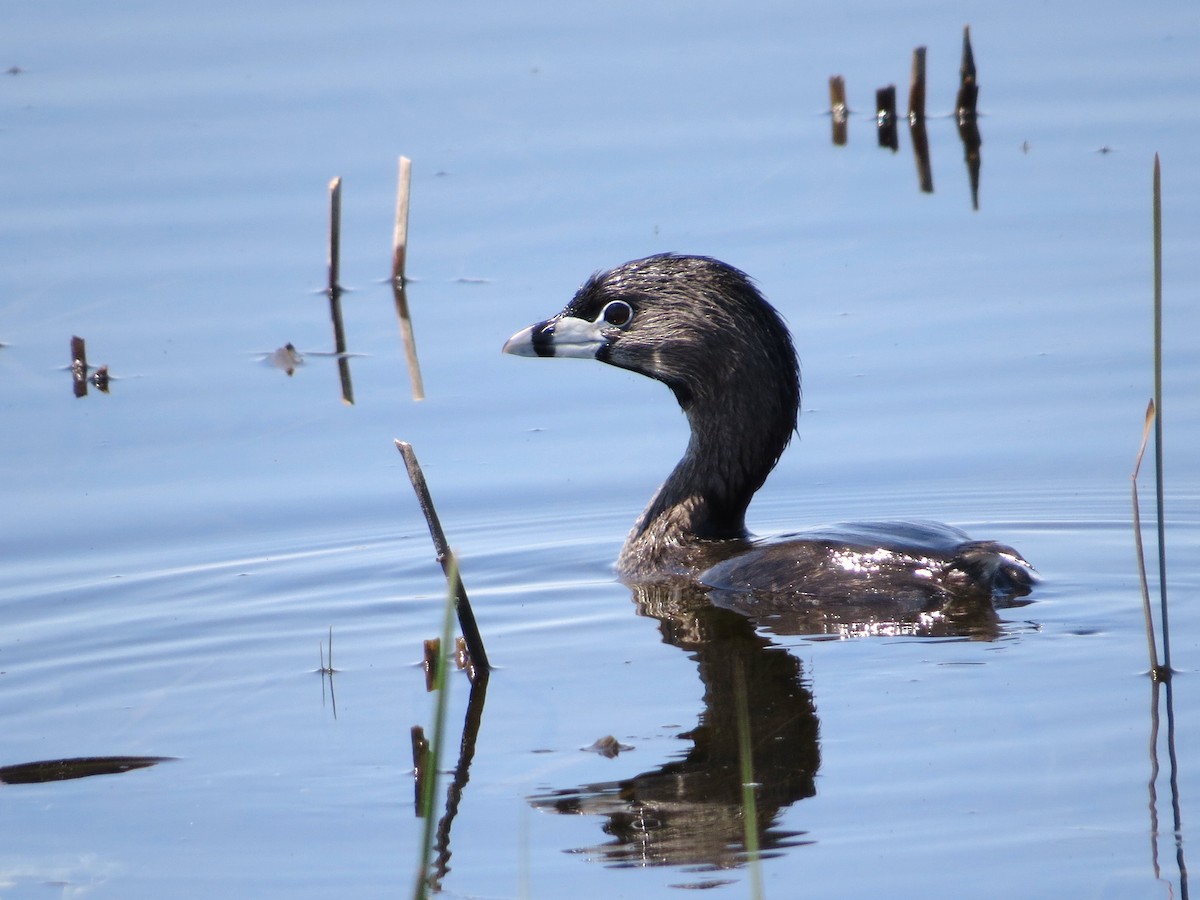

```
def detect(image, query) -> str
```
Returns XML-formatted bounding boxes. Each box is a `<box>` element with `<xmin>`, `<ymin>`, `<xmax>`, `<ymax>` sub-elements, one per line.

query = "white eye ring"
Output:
<box><xmin>599</xmin><ymin>300</ymin><xmax>633</xmax><ymax>328</ymax></box>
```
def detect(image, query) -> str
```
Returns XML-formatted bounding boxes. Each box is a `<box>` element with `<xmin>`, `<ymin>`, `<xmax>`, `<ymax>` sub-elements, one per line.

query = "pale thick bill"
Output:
<box><xmin>502</xmin><ymin>314</ymin><xmax>609</xmax><ymax>359</ymax></box>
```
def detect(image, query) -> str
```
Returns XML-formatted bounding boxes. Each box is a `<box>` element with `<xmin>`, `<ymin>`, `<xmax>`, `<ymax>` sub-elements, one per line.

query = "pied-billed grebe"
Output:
<box><xmin>503</xmin><ymin>254</ymin><xmax>1035</xmax><ymax>605</ymax></box>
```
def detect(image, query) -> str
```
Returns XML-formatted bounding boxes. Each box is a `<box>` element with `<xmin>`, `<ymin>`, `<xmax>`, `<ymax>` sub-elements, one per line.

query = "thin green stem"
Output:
<box><xmin>413</xmin><ymin>558</ymin><xmax>459</xmax><ymax>899</ymax></box>
<box><xmin>1152</xmin><ymin>155</ymin><xmax>1170</xmax><ymax>673</ymax></box>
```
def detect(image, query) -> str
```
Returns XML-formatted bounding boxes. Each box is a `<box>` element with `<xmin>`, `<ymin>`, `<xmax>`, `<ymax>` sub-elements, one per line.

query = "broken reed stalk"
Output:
<box><xmin>390</xmin><ymin>156</ymin><xmax>426</xmax><ymax>401</ymax></box>
<box><xmin>328</xmin><ymin>176</ymin><xmax>342</xmax><ymax>298</ymax></box>
<box><xmin>828</xmin><ymin>74</ymin><xmax>847</xmax><ymax>112</ymax></box>
<box><xmin>70</xmin><ymin>335</ymin><xmax>86</xmax><ymax>374</ymax></box>
<box><xmin>392</xmin><ymin>156</ymin><xmax>412</xmax><ymax>284</ymax></box>
<box><xmin>1151</xmin><ymin>154</ymin><xmax>1171</xmax><ymax>674</ymax></box>
<box><xmin>955</xmin><ymin>25</ymin><xmax>982</xmax><ymax>210</ymax></box>
<box><xmin>1133</xmin><ymin>400</ymin><xmax>1160</xmax><ymax>673</ymax></box>
<box><xmin>956</xmin><ymin>25</ymin><xmax>978</xmax><ymax>120</ymax></box>
<box><xmin>907</xmin><ymin>46</ymin><xmax>927</xmax><ymax>123</ymax></box>
<box><xmin>70</xmin><ymin>335</ymin><xmax>88</xmax><ymax>398</ymax></box>
<box><xmin>422</xmin><ymin>638</ymin><xmax>442</xmax><ymax>692</ymax></box>
<box><xmin>906</xmin><ymin>46</ymin><xmax>933</xmax><ymax>193</ymax></box>
<box><xmin>395</xmin><ymin>440</ymin><xmax>490</xmax><ymax>678</ymax></box>
<box><xmin>733</xmin><ymin>660</ymin><xmax>765</xmax><ymax>900</ymax></box>
<box><xmin>412</xmin><ymin>557</ymin><xmax>458</xmax><ymax>900</ymax></box>
<box><xmin>875</xmin><ymin>85</ymin><xmax>899</xmax><ymax>152</ymax></box>
<box><xmin>828</xmin><ymin>75</ymin><xmax>848</xmax><ymax>146</ymax></box>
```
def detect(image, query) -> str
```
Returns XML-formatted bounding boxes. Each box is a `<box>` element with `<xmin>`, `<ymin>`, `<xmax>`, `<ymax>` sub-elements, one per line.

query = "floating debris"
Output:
<box><xmin>0</xmin><ymin>756</ymin><xmax>172</xmax><ymax>785</ymax></box>
<box><xmin>92</xmin><ymin>364</ymin><xmax>111</xmax><ymax>393</ymax></box>
<box><xmin>584</xmin><ymin>735</ymin><xmax>633</xmax><ymax>759</ymax></box>
<box><xmin>269</xmin><ymin>342</ymin><xmax>303</xmax><ymax>375</ymax></box>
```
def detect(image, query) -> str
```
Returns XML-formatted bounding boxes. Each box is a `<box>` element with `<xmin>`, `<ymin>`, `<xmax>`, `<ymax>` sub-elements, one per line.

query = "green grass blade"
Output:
<box><xmin>413</xmin><ymin>558</ymin><xmax>459</xmax><ymax>899</ymax></box>
<box><xmin>1152</xmin><ymin>155</ymin><xmax>1171</xmax><ymax>673</ymax></box>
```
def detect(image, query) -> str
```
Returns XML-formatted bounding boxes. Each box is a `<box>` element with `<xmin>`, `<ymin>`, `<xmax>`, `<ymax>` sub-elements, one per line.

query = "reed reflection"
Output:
<box><xmin>410</xmin><ymin>651</ymin><xmax>490</xmax><ymax>892</ymax></box>
<box><xmin>327</xmin><ymin>283</ymin><xmax>354</xmax><ymax>405</ymax></box>
<box><xmin>908</xmin><ymin>114</ymin><xmax>934</xmax><ymax>195</ymax></box>
<box><xmin>1147</xmin><ymin>675</ymin><xmax>1189</xmax><ymax>898</ymax></box>
<box><xmin>957</xmin><ymin>115</ymin><xmax>982</xmax><ymax>212</ymax></box>
<box><xmin>392</xmin><ymin>280</ymin><xmax>425</xmax><ymax>402</ymax></box>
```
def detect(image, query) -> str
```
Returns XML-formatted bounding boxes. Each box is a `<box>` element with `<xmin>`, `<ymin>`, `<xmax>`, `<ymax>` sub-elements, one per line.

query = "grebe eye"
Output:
<box><xmin>601</xmin><ymin>300</ymin><xmax>633</xmax><ymax>327</ymax></box>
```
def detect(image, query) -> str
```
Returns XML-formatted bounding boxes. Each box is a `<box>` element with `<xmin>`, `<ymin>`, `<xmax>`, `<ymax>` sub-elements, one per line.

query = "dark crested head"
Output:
<box><xmin>502</xmin><ymin>253</ymin><xmax>801</xmax><ymax>421</ymax></box>
<box><xmin>504</xmin><ymin>253</ymin><xmax>802</xmax><ymax>565</ymax></box>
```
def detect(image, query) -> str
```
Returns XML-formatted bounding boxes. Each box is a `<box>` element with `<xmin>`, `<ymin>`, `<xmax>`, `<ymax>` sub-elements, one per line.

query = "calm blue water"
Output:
<box><xmin>2</xmin><ymin>0</ymin><xmax>1199</xmax><ymax>897</ymax></box>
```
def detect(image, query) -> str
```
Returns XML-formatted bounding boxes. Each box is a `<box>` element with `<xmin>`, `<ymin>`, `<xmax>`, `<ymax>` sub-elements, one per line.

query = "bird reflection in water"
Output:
<box><xmin>529</xmin><ymin>582</ymin><xmax>818</xmax><ymax>870</ymax></box>
<box><xmin>527</xmin><ymin>575</ymin><xmax>1032</xmax><ymax>871</ymax></box>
